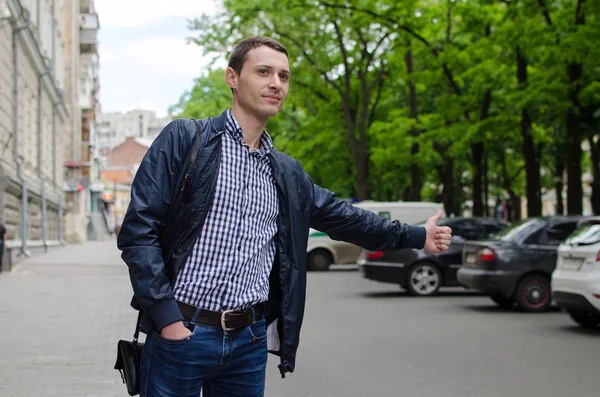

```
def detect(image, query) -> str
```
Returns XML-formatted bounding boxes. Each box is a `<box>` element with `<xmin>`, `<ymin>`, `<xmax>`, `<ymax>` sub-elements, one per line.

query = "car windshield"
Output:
<box><xmin>490</xmin><ymin>218</ymin><xmax>541</xmax><ymax>242</ymax></box>
<box><xmin>563</xmin><ymin>224</ymin><xmax>600</xmax><ymax>246</ymax></box>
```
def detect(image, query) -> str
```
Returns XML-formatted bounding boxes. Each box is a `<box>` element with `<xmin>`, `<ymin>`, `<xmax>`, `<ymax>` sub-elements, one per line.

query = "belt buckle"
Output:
<box><xmin>220</xmin><ymin>309</ymin><xmax>237</xmax><ymax>331</ymax></box>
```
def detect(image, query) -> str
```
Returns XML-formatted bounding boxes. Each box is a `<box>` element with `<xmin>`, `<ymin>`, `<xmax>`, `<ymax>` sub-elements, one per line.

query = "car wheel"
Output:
<box><xmin>567</xmin><ymin>310</ymin><xmax>600</xmax><ymax>329</ymax></box>
<box><xmin>490</xmin><ymin>294</ymin><xmax>514</xmax><ymax>309</ymax></box>
<box><xmin>515</xmin><ymin>275</ymin><xmax>551</xmax><ymax>312</ymax></box>
<box><xmin>406</xmin><ymin>263</ymin><xmax>442</xmax><ymax>296</ymax></box>
<box><xmin>307</xmin><ymin>249</ymin><xmax>333</xmax><ymax>271</ymax></box>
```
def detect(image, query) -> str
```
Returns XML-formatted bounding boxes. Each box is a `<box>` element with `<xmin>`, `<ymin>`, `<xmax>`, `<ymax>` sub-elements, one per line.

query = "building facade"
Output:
<box><xmin>62</xmin><ymin>0</ymin><xmax>101</xmax><ymax>243</ymax></box>
<box><xmin>99</xmin><ymin>136</ymin><xmax>153</xmax><ymax>233</ymax></box>
<box><xmin>0</xmin><ymin>0</ymin><xmax>102</xmax><ymax>268</ymax></box>
<box><xmin>96</xmin><ymin>110</ymin><xmax>170</xmax><ymax>168</ymax></box>
<box><xmin>0</xmin><ymin>0</ymin><xmax>69</xmax><ymax>266</ymax></box>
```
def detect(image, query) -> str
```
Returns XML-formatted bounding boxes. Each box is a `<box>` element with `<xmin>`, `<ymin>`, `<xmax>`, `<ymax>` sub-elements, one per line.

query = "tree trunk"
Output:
<box><xmin>554</xmin><ymin>150</ymin><xmax>565</xmax><ymax>216</ymax></box>
<box><xmin>517</xmin><ymin>47</ymin><xmax>542</xmax><ymax>217</ymax></box>
<box><xmin>484</xmin><ymin>154</ymin><xmax>489</xmax><ymax>217</ymax></box>
<box><xmin>471</xmin><ymin>89</ymin><xmax>491</xmax><ymax>217</ymax></box>
<box><xmin>405</xmin><ymin>47</ymin><xmax>422</xmax><ymax>201</ymax></box>
<box><xmin>589</xmin><ymin>135</ymin><xmax>600</xmax><ymax>215</ymax></box>
<box><xmin>442</xmin><ymin>156</ymin><xmax>456</xmax><ymax>217</ymax></box>
<box><xmin>471</xmin><ymin>142</ymin><xmax>484</xmax><ymax>217</ymax></box>
<box><xmin>500</xmin><ymin>149</ymin><xmax>522</xmax><ymax>222</ymax></box>
<box><xmin>566</xmin><ymin>63</ymin><xmax>583</xmax><ymax>215</ymax></box>
<box><xmin>565</xmin><ymin>6</ymin><xmax>585</xmax><ymax>215</ymax></box>
<box><xmin>355</xmin><ymin>143</ymin><xmax>369</xmax><ymax>200</ymax></box>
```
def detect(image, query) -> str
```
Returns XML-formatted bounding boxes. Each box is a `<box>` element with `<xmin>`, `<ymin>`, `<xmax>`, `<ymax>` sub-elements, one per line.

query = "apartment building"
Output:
<box><xmin>62</xmin><ymin>0</ymin><xmax>102</xmax><ymax>243</ymax></box>
<box><xmin>96</xmin><ymin>110</ymin><xmax>171</xmax><ymax>166</ymax></box>
<box><xmin>0</xmin><ymin>0</ymin><xmax>69</xmax><ymax>265</ymax></box>
<box><xmin>0</xmin><ymin>0</ymin><xmax>102</xmax><ymax>268</ymax></box>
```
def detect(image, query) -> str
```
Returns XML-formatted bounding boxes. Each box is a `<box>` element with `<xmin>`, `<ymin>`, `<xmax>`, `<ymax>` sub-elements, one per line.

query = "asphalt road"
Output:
<box><xmin>0</xmin><ymin>242</ymin><xmax>598</xmax><ymax>397</ymax></box>
<box><xmin>265</xmin><ymin>267</ymin><xmax>600</xmax><ymax>397</ymax></box>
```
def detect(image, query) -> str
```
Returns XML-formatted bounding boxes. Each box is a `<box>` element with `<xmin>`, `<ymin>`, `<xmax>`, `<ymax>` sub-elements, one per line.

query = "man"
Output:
<box><xmin>117</xmin><ymin>36</ymin><xmax>452</xmax><ymax>397</ymax></box>
<box><xmin>0</xmin><ymin>219</ymin><xmax>5</xmax><ymax>272</ymax></box>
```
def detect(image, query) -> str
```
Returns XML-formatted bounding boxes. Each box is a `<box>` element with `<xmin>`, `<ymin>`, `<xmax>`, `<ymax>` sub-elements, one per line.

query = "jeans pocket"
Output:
<box><xmin>153</xmin><ymin>332</ymin><xmax>193</xmax><ymax>346</ymax></box>
<box><xmin>248</xmin><ymin>318</ymin><xmax>267</xmax><ymax>341</ymax></box>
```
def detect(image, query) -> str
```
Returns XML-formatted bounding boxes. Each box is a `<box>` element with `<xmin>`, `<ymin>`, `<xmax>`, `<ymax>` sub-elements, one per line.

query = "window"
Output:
<box><xmin>484</xmin><ymin>223</ymin><xmax>504</xmax><ymax>237</ymax></box>
<box><xmin>378</xmin><ymin>211</ymin><xmax>391</xmax><ymax>220</ymax></box>
<box><xmin>544</xmin><ymin>222</ymin><xmax>579</xmax><ymax>246</ymax></box>
<box><xmin>524</xmin><ymin>221</ymin><xmax>579</xmax><ymax>246</ymax></box>
<box><xmin>448</xmin><ymin>220</ymin><xmax>480</xmax><ymax>240</ymax></box>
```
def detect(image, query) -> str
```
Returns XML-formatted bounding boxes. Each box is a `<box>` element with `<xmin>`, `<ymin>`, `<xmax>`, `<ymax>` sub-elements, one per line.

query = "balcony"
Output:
<box><xmin>80</xmin><ymin>13</ymin><xmax>99</xmax><ymax>53</ymax></box>
<box><xmin>80</xmin><ymin>0</ymin><xmax>95</xmax><ymax>14</ymax></box>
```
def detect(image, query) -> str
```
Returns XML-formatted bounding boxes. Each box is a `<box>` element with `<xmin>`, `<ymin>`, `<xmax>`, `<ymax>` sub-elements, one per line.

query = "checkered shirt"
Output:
<box><xmin>174</xmin><ymin>109</ymin><xmax>279</xmax><ymax>311</ymax></box>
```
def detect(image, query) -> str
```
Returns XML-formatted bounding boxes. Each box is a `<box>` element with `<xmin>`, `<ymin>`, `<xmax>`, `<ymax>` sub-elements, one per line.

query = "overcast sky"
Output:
<box><xmin>95</xmin><ymin>0</ymin><xmax>225</xmax><ymax>118</ymax></box>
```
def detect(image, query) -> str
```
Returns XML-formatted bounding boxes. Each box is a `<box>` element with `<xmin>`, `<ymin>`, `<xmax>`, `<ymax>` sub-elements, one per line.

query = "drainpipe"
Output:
<box><xmin>38</xmin><ymin>64</ymin><xmax>51</xmax><ymax>251</ymax></box>
<box><xmin>53</xmin><ymin>103</ymin><xmax>61</xmax><ymax>244</ymax></box>
<box><xmin>12</xmin><ymin>8</ymin><xmax>31</xmax><ymax>258</ymax></box>
<box><xmin>71</xmin><ymin>0</ymin><xmax>79</xmax><ymax>241</ymax></box>
<box><xmin>12</xmin><ymin>7</ymin><xmax>30</xmax><ymax>158</ymax></box>
<box><xmin>52</xmin><ymin>103</ymin><xmax>57</xmax><ymax>187</ymax></box>
<box><xmin>51</xmin><ymin>0</ymin><xmax>56</xmax><ymax>73</ymax></box>
<box><xmin>41</xmin><ymin>175</ymin><xmax>47</xmax><ymax>251</ymax></box>
<box><xmin>16</xmin><ymin>156</ymin><xmax>29</xmax><ymax>257</ymax></box>
<box><xmin>58</xmin><ymin>199</ymin><xmax>64</xmax><ymax>244</ymax></box>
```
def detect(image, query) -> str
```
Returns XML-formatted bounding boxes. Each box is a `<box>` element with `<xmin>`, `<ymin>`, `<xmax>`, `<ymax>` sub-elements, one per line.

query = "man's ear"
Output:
<box><xmin>225</xmin><ymin>67</ymin><xmax>238</xmax><ymax>91</ymax></box>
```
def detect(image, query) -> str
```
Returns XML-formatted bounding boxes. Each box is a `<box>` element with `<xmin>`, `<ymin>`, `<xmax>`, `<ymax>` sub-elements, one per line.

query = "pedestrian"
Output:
<box><xmin>0</xmin><ymin>218</ymin><xmax>6</xmax><ymax>272</ymax></box>
<box><xmin>117</xmin><ymin>35</ymin><xmax>453</xmax><ymax>397</ymax></box>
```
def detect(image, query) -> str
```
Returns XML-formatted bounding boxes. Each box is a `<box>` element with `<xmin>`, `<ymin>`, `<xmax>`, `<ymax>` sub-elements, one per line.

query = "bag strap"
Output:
<box><xmin>136</xmin><ymin>119</ymin><xmax>203</xmax><ymax>339</ymax></box>
<box><xmin>159</xmin><ymin>119</ymin><xmax>203</xmax><ymax>248</ymax></box>
<box><xmin>133</xmin><ymin>310</ymin><xmax>142</xmax><ymax>342</ymax></box>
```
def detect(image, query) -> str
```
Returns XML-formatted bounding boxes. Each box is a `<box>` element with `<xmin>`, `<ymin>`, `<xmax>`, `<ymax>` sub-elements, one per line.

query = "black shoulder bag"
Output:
<box><xmin>114</xmin><ymin>119</ymin><xmax>203</xmax><ymax>396</ymax></box>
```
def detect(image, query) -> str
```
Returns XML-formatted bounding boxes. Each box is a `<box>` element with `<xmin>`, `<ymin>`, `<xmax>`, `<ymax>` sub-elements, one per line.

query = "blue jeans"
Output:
<box><xmin>139</xmin><ymin>316</ymin><xmax>268</xmax><ymax>397</ymax></box>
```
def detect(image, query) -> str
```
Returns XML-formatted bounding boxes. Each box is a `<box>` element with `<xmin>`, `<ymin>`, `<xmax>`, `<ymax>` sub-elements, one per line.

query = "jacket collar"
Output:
<box><xmin>211</xmin><ymin>110</ymin><xmax>228</xmax><ymax>133</ymax></box>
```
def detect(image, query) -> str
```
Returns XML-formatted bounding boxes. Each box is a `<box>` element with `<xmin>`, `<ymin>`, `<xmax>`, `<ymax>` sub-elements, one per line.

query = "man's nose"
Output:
<box><xmin>268</xmin><ymin>76</ymin><xmax>282</xmax><ymax>90</ymax></box>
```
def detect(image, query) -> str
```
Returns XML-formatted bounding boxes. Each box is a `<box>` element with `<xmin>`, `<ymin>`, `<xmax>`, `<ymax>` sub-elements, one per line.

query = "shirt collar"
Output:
<box><xmin>225</xmin><ymin>109</ymin><xmax>274</xmax><ymax>156</ymax></box>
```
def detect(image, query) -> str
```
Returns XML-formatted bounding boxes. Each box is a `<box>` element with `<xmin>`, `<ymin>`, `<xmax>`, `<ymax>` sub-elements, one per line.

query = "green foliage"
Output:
<box><xmin>172</xmin><ymin>0</ymin><xmax>600</xmax><ymax>215</ymax></box>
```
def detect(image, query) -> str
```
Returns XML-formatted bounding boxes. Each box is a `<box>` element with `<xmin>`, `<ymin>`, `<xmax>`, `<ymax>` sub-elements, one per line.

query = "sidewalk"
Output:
<box><xmin>0</xmin><ymin>239</ymin><xmax>136</xmax><ymax>397</ymax></box>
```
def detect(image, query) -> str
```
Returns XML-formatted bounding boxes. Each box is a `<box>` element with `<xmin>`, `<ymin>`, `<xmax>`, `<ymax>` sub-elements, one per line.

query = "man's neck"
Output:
<box><xmin>231</xmin><ymin>104</ymin><xmax>267</xmax><ymax>150</ymax></box>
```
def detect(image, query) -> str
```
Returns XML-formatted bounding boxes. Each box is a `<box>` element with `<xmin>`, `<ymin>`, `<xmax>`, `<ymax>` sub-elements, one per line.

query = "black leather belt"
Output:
<box><xmin>177</xmin><ymin>301</ymin><xmax>265</xmax><ymax>331</ymax></box>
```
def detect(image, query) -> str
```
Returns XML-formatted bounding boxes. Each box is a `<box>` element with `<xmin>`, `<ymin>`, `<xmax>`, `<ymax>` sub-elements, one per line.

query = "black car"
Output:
<box><xmin>457</xmin><ymin>216</ymin><xmax>589</xmax><ymax>312</ymax></box>
<box><xmin>357</xmin><ymin>217</ymin><xmax>510</xmax><ymax>296</ymax></box>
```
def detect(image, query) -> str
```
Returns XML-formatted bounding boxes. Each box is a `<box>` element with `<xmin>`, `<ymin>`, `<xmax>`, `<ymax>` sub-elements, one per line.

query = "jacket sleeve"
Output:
<box><xmin>308</xmin><ymin>176</ymin><xmax>426</xmax><ymax>251</ymax></box>
<box><xmin>117</xmin><ymin>119</ymin><xmax>194</xmax><ymax>331</ymax></box>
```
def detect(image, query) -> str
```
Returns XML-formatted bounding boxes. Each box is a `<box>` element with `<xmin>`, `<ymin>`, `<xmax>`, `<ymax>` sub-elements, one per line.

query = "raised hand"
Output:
<box><xmin>423</xmin><ymin>209</ymin><xmax>453</xmax><ymax>254</ymax></box>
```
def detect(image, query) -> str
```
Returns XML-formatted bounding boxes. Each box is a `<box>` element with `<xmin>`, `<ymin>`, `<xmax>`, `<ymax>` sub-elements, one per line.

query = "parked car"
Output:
<box><xmin>307</xmin><ymin>201</ymin><xmax>444</xmax><ymax>271</ymax></box>
<box><xmin>551</xmin><ymin>217</ymin><xmax>600</xmax><ymax>329</ymax></box>
<box><xmin>457</xmin><ymin>216</ymin><xmax>589</xmax><ymax>312</ymax></box>
<box><xmin>357</xmin><ymin>217</ymin><xmax>509</xmax><ymax>296</ymax></box>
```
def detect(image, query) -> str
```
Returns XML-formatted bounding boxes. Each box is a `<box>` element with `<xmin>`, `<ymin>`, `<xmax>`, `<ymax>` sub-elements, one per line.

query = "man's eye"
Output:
<box><xmin>280</xmin><ymin>74</ymin><xmax>289</xmax><ymax>81</ymax></box>
<box><xmin>258</xmin><ymin>69</ymin><xmax>267</xmax><ymax>74</ymax></box>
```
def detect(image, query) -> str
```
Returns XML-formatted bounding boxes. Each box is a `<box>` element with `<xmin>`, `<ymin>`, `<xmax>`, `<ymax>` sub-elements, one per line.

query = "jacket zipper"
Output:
<box><xmin>270</xmin><ymin>156</ymin><xmax>289</xmax><ymax>378</ymax></box>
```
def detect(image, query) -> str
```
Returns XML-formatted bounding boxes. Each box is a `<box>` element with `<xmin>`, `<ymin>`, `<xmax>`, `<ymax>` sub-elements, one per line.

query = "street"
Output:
<box><xmin>0</xmin><ymin>240</ymin><xmax>599</xmax><ymax>397</ymax></box>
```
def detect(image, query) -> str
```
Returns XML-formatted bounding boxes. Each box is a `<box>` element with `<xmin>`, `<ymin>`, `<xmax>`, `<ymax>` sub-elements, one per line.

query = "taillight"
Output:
<box><xmin>477</xmin><ymin>248</ymin><xmax>497</xmax><ymax>262</ymax></box>
<box><xmin>366</xmin><ymin>251</ymin><xmax>384</xmax><ymax>260</ymax></box>
<box><xmin>596</xmin><ymin>250</ymin><xmax>600</xmax><ymax>262</ymax></box>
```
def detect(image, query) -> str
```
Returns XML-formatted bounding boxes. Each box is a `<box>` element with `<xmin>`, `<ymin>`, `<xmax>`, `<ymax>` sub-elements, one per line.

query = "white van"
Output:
<box><xmin>306</xmin><ymin>201</ymin><xmax>445</xmax><ymax>271</ymax></box>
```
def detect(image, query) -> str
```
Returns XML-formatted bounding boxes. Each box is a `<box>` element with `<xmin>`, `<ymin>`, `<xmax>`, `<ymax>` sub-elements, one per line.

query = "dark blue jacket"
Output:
<box><xmin>117</xmin><ymin>110</ymin><xmax>427</xmax><ymax>376</ymax></box>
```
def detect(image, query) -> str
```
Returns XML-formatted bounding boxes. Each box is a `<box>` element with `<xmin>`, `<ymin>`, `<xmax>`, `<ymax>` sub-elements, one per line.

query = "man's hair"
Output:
<box><xmin>228</xmin><ymin>36</ymin><xmax>289</xmax><ymax>75</ymax></box>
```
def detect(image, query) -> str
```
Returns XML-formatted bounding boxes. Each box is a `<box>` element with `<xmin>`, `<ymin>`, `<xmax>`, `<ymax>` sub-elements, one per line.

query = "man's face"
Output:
<box><xmin>227</xmin><ymin>46</ymin><xmax>290</xmax><ymax>120</ymax></box>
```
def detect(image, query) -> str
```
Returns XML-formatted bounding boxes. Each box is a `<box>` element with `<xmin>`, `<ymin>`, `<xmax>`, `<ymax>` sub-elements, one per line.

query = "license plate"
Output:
<box><xmin>465</xmin><ymin>253</ymin><xmax>476</xmax><ymax>264</ymax></box>
<box><xmin>561</xmin><ymin>257</ymin><xmax>583</xmax><ymax>270</ymax></box>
